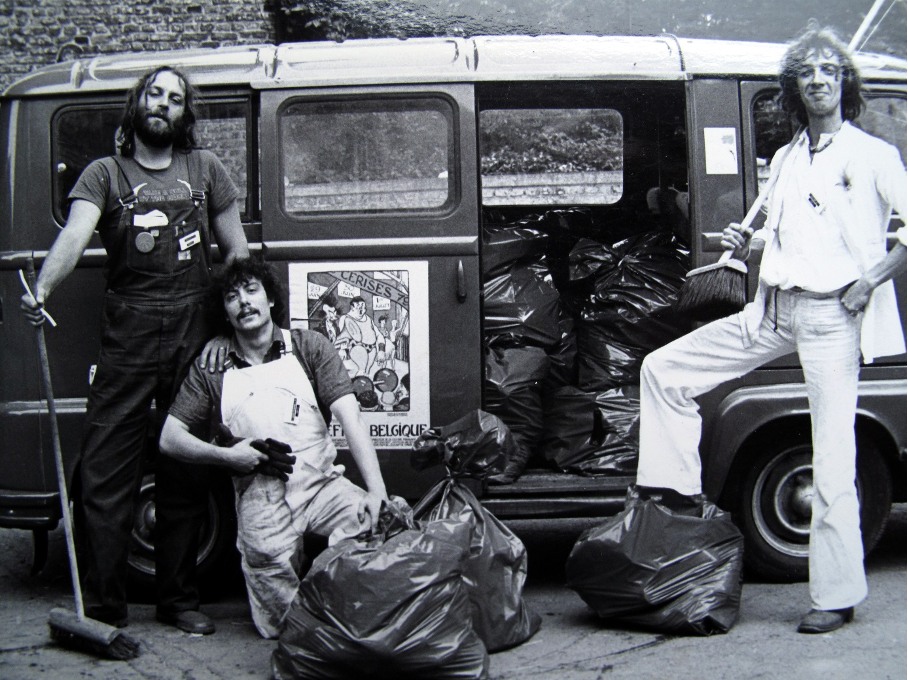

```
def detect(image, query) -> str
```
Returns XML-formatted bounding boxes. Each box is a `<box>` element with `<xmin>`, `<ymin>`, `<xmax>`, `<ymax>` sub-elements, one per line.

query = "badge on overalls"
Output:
<box><xmin>135</xmin><ymin>231</ymin><xmax>156</xmax><ymax>253</ymax></box>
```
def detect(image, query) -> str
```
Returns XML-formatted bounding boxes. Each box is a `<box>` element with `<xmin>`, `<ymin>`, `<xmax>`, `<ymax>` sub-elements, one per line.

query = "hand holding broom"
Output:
<box><xmin>675</xmin><ymin>129</ymin><xmax>802</xmax><ymax>322</ymax></box>
<box><xmin>23</xmin><ymin>258</ymin><xmax>140</xmax><ymax>660</ymax></box>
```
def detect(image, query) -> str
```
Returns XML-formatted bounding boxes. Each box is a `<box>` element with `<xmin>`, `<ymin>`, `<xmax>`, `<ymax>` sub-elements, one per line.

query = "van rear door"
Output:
<box><xmin>258</xmin><ymin>84</ymin><xmax>481</xmax><ymax>498</ymax></box>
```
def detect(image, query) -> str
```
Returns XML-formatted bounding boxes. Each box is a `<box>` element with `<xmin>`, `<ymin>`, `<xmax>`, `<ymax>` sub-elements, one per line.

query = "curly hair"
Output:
<box><xmin>778</xmin><ymin>21</ymin><xmax>865</xmax><ymax>124</ymax></box>
<box><xmin>117</xmin><ymin>66</ymin><xmax>198</xmax><ymax>158</ymax></box>
<box><xmin>208</xmin><ymin>257</ymin><xmax>287</xmax><ymax>336</ymax></box>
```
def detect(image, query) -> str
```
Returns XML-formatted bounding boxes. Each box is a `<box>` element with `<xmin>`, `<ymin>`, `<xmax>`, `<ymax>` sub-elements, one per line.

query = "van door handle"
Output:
<box><xmin>456</xmin><ymin>260</ymin><xmax>467</xmax><ymax>303</ymax></box>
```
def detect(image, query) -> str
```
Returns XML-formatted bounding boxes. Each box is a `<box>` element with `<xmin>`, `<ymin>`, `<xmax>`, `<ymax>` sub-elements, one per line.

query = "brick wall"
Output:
<box><xmin>0</xmin><ymin>0</ymin><xmax>278</xmax><ymax>94</ymax></box>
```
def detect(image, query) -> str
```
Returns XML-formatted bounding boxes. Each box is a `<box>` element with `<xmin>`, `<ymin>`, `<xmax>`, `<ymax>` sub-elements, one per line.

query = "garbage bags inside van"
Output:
<box><xmin>272</xmin><ymin>500</ymin><xmax>489</xmax><ymax>680</ymax></box>
<box><xmin>412</xmin><ymin>411</ymin><xmax>542</xmax><ymax>651</ymax></box>
<box><xmin>541</xmin><ymin>385</ymin><xmax>639</xmax><ymax>475</ymax></box>
<box><xmin>565</xmin><ymin>487</ymin><xmax>744</xmax><ymax>636</ymax></box>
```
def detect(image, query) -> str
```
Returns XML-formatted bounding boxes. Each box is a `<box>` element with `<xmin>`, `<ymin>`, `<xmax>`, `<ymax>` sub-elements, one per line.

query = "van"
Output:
<box><xmin>1</xmin><ymin>35</ymin><xmax>905</xmax><ymax>589</ymax></box>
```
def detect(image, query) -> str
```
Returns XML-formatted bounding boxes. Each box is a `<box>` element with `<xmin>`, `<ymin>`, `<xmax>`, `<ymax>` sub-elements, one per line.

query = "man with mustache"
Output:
<box><xmin>20</xmin><ymin>66</ymin><xmax>249</xmax><ymax>635</ymax></box>
<box><xmin>160</xmin><ymin>258</ymin><xmax>389</xmax><ymax>638</ymax></box>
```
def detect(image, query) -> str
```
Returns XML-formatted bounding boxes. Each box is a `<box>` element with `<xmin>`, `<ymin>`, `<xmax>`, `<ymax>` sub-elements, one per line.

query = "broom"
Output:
<box><xmin>675</xmin><ymin>128</ymin><xmax>802</xmax><ymax>322</ymax></box>
<box><xmin>23</xmin><ymin>258</ymin><xmax>140</xmax><ymax>660</ymax></box>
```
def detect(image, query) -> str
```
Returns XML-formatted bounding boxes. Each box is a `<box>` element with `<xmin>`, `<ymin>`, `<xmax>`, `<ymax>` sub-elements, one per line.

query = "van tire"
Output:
<box><xmin>127</xmin><ymin>471</ymin><xmax>238</xmax><ymax>599</ymax></box>
<box><xmin>731</xmin><ymin>430</ymin><xmax>891</xmax><ymax>583</ymax></box>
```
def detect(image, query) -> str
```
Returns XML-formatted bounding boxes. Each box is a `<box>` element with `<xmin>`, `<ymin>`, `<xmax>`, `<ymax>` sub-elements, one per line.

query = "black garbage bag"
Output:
<box><xmin>483</xmin><ymin>260</ymin><xmax>564</xmax><ymax>348</ymax></box>
<box><xmin>411</xmin><ymin>410</ymin><xmax>518</xmax><ymax>480</ymax></box>
<box><xmin>543</xmin><ymin>314</ymin><xmax>578</xmax><ymax>392</ymax></box>
<box><xmin>565</xmin><ymin>487</ymin><xmax>744</xmax><ymax>635</ymax></box>
<box><xmin>541</xmin><ymin>386</ymin><xmax>639</xmax><ymax>475</ymax></box>
<box><xmin>571</xmin><ymin>230</ymin><xmax>689</xmax><ymax>390</ymax></box>
<box><xmin>413</xmin><ymin>483</ymin><xmax>541</xmax><ymax>652</ymax></box>
<box><xmin>483</xmin><ymin>343</ymin><xmax>550</xmax><ymax>481</ymax></box>
<box><xmin>482</xmin><ymin>224</ymin><xmax>550</xmax><ymax>278</ymax></box>
<box><xmin>272</xmin><ymin>500</ymin><xmax>489</xmax><ymax>680</ymax></box>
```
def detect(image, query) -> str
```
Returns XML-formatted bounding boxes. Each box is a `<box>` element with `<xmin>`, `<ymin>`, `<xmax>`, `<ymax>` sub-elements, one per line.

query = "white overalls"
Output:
<box><xmin>222</xmin><ymin>330</ymin><xmax>367</xmax><ymax>638</ymax></box>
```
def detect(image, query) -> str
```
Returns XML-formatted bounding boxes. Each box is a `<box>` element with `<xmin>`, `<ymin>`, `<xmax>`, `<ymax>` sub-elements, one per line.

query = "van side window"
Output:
<box><xmin>480</xmin><ymin>109</ymin><xmax>623</xmax><ymax>206</ymax></box>
<box><xmin>752</xmin><ymin>92</ymin><xmax>794</xmax><ymax>193</ymax></box>
<box><xmin>52</xmin><ymin>99</ymin><xmax>251</xmax><ymax>223</ymax></box>
<box><xmin>279</xmin><ymin>97</ymin><xmax>455</xmax><ymax>214</ymax></box>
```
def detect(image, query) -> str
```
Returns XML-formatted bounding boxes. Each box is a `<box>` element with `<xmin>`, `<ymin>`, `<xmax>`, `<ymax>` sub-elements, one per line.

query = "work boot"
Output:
<box><xmin>797</xmin><ymin>607</ymin><xmax>854</xmax><ymax>634</ymax></box>
<box><xmin>156</xmin><ymin>609</ymin><xmax>216</xmax><ymax>635</ymax></box>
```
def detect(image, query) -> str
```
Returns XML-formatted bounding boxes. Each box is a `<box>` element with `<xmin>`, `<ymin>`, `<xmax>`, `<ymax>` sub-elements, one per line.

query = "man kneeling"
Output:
<box><xmin>160</xmin><ymin>258</ymin><xmax>389</xmax><ymax>638</ymax></box>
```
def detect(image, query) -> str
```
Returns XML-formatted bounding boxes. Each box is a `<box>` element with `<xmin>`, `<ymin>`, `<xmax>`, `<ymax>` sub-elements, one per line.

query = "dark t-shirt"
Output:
<box><xmin>169</xmin><ymin>326</ymin><xmax>354</xmax><ymax>431</ymax></box>
<box><xmin>69</xmin><ymin>150</ymin><xmax>238</xmax><ymax>298</ymax></box>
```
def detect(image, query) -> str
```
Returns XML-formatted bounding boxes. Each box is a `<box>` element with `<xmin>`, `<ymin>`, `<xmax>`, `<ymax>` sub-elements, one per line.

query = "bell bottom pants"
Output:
<box><xmin>636</xmin><ymin>288</ymin><xmax>867</xmax><ymax>610</ymax></box>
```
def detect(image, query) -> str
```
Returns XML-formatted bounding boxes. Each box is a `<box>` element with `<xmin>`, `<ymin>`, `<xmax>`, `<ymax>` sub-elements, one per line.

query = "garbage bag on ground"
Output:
<box><xmin>565</xmin><ymin>487</ymin><xmax>744</xmax><ymax>635</ymax></box>
<box><xmin>413</xmin><ymin>483</ymin><xmax>541</xmax><ymax>652</ymax></box>
<box><xmin>483</xmin><ymin>343</ymin><xmax>550</xmax><ymax>481</ymax></box>
<box><xmin>541</xmin><ymin>386</ymin><xmax>639</xmax><ymax>475</ymax></box>
<box><xmin>411</xmin><ymin>412</ymin><xmax>542</xmax><ymax>652</ymax></box>
<box><xmin>483</xmin><ymin>260</ymin><xmax>564</xmax><ymax>348</ymax></box>
<box><xmin>272</xmin><ymin>500</ymin><xmax>489</xmax><ymax>680</ymax></box>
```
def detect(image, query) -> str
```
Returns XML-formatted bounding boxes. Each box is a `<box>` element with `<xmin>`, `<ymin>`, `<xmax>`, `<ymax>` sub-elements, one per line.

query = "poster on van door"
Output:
<box><xmin>288</xmin><ymin>261</ymin><xmax>429</xmax><ymax>450</ymax></box>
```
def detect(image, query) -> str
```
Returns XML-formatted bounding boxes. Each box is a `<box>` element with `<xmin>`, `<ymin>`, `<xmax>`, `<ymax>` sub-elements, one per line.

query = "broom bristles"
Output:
<box><xmin>49</xmin><ymin>621</ymin><xmax>140</xmax><ymax>660</ymax></box>
<box><xmin>675</xmin><ymin>265</ymin><xmax>747</xmax><ymax>322</ymax></box>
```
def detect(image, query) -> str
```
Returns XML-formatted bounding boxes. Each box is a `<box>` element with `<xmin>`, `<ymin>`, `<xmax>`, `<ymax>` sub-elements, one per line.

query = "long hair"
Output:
<box><xmin>117</xmin><ymin>66</ymin><xmax>198</xmax><ymax>158</ymax></box>
<box><xmin>779</xmin><ymin>21</ymin><xmax>865</xmax><ymax>124</ymax></box>
<box><xmin>208</xmin><ymin>257</ymin><xmax>287</xmax><ymax>336</ymax></box>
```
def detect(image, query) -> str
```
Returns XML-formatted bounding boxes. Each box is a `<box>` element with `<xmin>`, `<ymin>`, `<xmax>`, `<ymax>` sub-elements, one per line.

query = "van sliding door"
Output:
<box><xmin>258</xmin><ymin>85</ymin><xmax>481</xmax><ymax>497</ymax></box>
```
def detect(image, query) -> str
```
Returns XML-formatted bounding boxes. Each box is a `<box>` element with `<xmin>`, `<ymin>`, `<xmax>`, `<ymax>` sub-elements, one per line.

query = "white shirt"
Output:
<box><xmin>744</xmin><ymin>122</ymin><xmax>907</xmax><ymax>363</ymax></box>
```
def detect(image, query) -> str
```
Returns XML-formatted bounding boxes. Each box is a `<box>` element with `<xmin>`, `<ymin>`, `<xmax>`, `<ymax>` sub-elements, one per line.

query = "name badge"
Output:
<box><xmin>179</xmin><ymin>230</ymin><xmax>201</xmax><ymax>251</ymax></box>
<box><xmin>286</xmin><ymin>395</ymin><xmax>301</xmax><ymax>425</ymax></box>
<box><xmin>133</xmin><ymin>209</ymin><xmax>169</xmax><ymax>228</ymax></box>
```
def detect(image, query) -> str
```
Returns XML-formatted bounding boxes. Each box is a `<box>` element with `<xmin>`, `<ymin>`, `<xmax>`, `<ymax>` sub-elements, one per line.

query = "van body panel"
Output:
<box><xmin>0</xmin><ymin>35</ymin><xmax>904</xmax><ymax>581</ymax></box>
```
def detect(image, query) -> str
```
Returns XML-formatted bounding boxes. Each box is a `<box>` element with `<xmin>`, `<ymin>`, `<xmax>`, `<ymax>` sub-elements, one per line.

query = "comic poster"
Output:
<box><xmin>288</xmin><ymin>261</ymin><xmax>430</xmax><ymax>450</ymax></box>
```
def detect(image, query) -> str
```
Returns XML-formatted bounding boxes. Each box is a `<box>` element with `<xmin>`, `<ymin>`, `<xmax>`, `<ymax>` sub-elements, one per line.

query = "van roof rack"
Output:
<box><xmin>5</xmin><ymin>34</ymin><xmax>906</xmax><ymax>98</ymax></box>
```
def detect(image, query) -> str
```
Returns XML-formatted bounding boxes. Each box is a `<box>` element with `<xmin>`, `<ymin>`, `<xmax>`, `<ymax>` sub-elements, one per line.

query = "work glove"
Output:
<box><xmin>213</xmin><ymin>426</ymin><xmax>296</xmax><ymax>481</ymax></box>
<box><xmin>250</xmin><ymin>437</ymin><xmax>296</xmax><ymax>481</ymax></box>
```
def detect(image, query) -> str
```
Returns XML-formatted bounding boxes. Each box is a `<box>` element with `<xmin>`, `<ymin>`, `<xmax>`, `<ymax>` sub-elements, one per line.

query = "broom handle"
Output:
<box><xmin>26</xmin><ymin>258</ymin><xmax>86</xmax><ymax>620</ymax></box>
<box><xmin>719</xmin><ymin>126</ymin><xmax>804</xmax><ymax>265</ymax></box>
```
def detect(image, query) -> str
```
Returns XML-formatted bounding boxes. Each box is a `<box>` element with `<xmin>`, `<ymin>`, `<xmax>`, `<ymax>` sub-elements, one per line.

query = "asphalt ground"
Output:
<box><xmin>0</xmin><ymin>505</ymin><xmax>904</xmax><ymax>679</ymax></box>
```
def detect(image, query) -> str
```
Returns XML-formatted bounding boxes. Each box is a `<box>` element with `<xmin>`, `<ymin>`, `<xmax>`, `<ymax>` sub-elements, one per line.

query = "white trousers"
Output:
<box><xmin>637</xmin><ymin>288</ymin><xmax>867</xmax><ymax>610</ymax></box>
<box><xmin>234</xmin><ymin>467</ymin><xmax>367</xmax><ymax>638</ymax></box>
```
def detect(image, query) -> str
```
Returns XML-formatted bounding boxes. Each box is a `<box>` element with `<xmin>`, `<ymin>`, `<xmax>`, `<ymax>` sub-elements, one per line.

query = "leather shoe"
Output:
<box><xmin>797</xmin><ymin>607</ymin><xmax>854</xmax><ymax>634</ymax></box>
<box><xmin>156</xmin><ymin>609</ymin><xmax>216</xmax><ymax>635</ymax></box>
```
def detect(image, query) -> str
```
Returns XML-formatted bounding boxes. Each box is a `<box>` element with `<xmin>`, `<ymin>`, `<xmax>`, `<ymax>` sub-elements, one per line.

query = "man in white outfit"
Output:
<box><xmin>160</xmin><ymin>258</ymin><xmax>389</xmax><ymax>638</ymax></box>
<box><xmin>636</xmin><ymin>23</ymin><xmax>906</xmax><ymax>634</ymax></box>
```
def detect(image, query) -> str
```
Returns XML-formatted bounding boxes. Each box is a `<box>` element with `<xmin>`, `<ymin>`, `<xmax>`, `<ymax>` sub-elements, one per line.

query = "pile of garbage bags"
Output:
<box><xmin>565</xmin><ymin>486</ymin><xmax>745</xmax><ymax>635</ymax></box>
<box><xmin>273</xmin><ymin>410</ymin><xmax>539</xmax><ymax>679</ymax></box>
<box><xmin>481</xmin><ymin>208</ymin><xmax>689</xmax><ymax>479</ymax></box>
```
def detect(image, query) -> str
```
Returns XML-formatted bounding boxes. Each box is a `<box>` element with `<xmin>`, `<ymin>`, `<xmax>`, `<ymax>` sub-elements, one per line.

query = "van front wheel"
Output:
<box><xmin>732</xmin><ymin>431</ymin><xmax>891</xmax><ymax>583</ymax></box>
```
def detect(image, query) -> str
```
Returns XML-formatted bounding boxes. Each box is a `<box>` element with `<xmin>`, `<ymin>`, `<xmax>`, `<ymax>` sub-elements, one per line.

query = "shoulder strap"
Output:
<box><xmin>289</xmin><ymin>328</ymin><xmax>333</xmax><ymax>426</ymax></box>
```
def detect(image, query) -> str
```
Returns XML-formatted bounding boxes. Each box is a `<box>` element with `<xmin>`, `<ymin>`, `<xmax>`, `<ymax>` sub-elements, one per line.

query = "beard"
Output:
<box><xmin>134</xmin><ymin>109</ymin><xmax>182</xmax><ymax>149</ymax></box>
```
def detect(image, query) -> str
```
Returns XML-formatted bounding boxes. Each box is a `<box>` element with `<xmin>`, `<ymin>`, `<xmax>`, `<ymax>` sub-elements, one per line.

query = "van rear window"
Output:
<box><xmin>279</xmin><ymin>97</ymin><xmax>454</xmax><ymax>214</ymax></box>
<box><xmin>52</xmin><ymin>98</ymin><xmax>251</xmax><ymax>221</ymax></box>
<box><xmin>480</xmin><ymin>108</ymin><xmax>623</xmax><ymax>206</ymax></box>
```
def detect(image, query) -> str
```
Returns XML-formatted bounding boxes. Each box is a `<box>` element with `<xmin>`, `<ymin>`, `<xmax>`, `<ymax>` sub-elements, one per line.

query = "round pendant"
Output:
<box><xmin>135</xmin><ymin>231</ymin><xmax>156</xmax><ymax>253</ymax></box>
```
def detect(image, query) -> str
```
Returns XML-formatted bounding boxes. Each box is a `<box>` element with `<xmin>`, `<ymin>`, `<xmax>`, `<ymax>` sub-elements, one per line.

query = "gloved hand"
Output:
<box><xmin>250</xmin><ymin>438</ymin><xmax>296</xmax><ymax>481</ymax></box>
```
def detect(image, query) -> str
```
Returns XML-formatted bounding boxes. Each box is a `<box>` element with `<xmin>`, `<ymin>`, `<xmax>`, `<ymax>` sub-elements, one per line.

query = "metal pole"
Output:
<box><xmin>848</xmin><ymin>0</ymin><xmax>890</xmax><ymax>51</ymax></box>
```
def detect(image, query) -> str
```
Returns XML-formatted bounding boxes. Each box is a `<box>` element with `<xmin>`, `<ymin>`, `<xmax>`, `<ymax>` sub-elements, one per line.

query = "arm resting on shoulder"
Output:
<box><xmin>210</xmin><ymin>200</ymin><xmax>249</xmax><ymax>263</ymax></box>
<box><xmin>160</xmin><ymin>414</ymin><xmax>266</xmax><ymax>474</ymax></box>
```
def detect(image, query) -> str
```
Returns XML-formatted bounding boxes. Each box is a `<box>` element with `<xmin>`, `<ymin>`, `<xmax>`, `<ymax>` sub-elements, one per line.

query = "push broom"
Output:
<box><xmin>675</xmin><ymin>128</ymin><xmax>801</xmax><ymax>321</ymax></box>
<box><xmin>23</xmin><ymin>258</ymin><xmax>140</xmax><ymax>660</ymax></box>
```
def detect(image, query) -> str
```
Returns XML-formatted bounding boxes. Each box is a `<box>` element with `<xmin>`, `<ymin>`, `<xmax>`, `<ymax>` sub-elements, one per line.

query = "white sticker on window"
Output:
<box><xmin>704</xmin><ymin>127</ymin><xmax>739</xmax><ymax>175</ymax></box>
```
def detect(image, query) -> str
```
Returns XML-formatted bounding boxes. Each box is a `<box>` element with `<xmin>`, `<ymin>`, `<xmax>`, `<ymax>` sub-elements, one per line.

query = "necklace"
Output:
<box><xmin>808</xmin><ymin>128</ymin><xmax>840</xmax><ymax>154</ymax></box>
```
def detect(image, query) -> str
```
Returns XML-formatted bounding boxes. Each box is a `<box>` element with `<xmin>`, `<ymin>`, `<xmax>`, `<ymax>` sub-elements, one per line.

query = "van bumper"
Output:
<box><xmin>0</xmin><ymin>490</ymin><xmax>60</xmax><ymax>529</ymax></box>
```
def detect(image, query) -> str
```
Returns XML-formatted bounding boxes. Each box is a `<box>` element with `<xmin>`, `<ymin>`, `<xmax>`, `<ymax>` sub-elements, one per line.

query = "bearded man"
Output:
<box><xmin>21</xmin><ymin>66</ymin><xmax>249</xmax><ymax>634</ymax></box>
